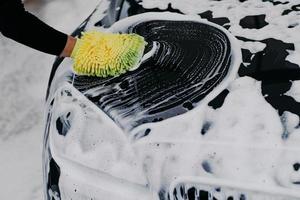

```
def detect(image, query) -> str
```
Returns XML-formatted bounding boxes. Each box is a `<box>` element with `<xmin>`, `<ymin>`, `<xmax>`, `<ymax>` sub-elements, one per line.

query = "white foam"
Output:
<box><xmin>140</xmin><ymin>0</ymin><xmax>300</xmax><ymax>65</ymax></box>
<box><xmin>47</xmin><ymin>2</ymin><xmax>300</xmax><ymax>199</ymax></box>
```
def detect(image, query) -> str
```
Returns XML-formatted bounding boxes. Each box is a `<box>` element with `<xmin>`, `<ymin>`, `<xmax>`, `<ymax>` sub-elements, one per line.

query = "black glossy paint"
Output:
<box><xmin>56</xmin><ymin>112</ymin><xmax>71</xmax><ymax>136</ymax></box>
<box><xmin>239</xmin><ymin>14</ymin><xmax>268</xmax><ymax>29</ymax></box>
<box><xmin>199</xmin><ymin>11</ymin><xmax>230</xmax><ymax>29</ymax></box>
<box><xmin>47</xmin><ymin>158</ymin><xmax>61</xmax><ymax>200</ymax></box>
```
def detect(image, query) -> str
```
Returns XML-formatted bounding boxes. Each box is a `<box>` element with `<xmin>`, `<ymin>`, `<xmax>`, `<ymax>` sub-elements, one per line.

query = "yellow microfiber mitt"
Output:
<box><xmin>71</xmin><ymin>31</ymin><xmax>147</xmax><ymax>77</ymax></box>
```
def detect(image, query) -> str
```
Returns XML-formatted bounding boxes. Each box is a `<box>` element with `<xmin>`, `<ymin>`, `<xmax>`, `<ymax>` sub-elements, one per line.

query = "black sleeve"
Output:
<box><xmin>0</xmin><ymin>0</ymin><xmax>68</xmax><ymax>56</ymax></box>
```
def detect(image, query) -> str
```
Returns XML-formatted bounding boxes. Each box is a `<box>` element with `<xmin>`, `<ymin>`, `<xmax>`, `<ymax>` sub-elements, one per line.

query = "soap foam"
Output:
<box><xmin>46</xmin><ymin>1</ymin><xmax>300</xmax><ymax>199</ymax></box>
<box><xmin>140</xmin><ymin>0</ymin><xmax>300</xmax><ymax>65</ymax></box>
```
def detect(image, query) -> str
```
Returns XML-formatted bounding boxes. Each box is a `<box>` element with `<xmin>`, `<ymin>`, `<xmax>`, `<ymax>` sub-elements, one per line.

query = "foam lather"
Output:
<box><xmin>71</xmin><ymin>14</ymin><xmax>240</xmax><ymax>131</ymax></box>
<box><xmin>71</xmin><ymin>31</ymin><xmax>146</xmax><ymax>77</ymax></box>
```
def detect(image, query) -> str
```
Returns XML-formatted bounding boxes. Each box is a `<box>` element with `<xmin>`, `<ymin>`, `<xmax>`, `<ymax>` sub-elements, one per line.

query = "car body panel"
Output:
<box><xmin>44</xmin><ymin>0</ymin><xmax>300</xmax><ymax>199</ymax></box>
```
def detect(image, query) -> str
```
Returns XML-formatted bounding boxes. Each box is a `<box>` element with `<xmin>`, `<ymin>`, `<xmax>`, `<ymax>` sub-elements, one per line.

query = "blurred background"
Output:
<box><xmin>0</xmin><ymin>0</ymin><xmax>99</xmax><ymax>199</ymax></box>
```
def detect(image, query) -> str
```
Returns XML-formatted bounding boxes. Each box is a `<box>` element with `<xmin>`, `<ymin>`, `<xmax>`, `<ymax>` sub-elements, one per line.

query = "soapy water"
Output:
<box><xmin>49</xmin><ymin>78</ymin><xmax>300</xmax><ymax>200</ymax></box>
<box><xmin>138</xmin><ymin>0</ymin><xmax>300</xmax><ymax>64</ymax></box>
<box><xmin>45</xmin><ymin>0</ymin><xmax>300</xmax><ymax>199</ymax></box>
<box><xmin>72</xmin><ymin>14</ymin><xmax>237</xmax><ymax>131</ymax></box>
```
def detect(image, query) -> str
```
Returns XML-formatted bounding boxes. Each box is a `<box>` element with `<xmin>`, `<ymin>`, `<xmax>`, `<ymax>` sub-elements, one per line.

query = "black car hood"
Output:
<box><xmin>69</xmin><ymin>16</ymin><xmax>236</xmax><ymax>131</ymax></box>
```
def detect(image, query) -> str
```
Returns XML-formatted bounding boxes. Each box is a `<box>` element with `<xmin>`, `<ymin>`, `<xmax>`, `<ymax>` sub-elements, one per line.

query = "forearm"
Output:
<box><xmin>60</xmin><ymin>36</ymin><xmax>77</xmax><ymax>57</ymax></box>
<box><xmin>0</xmin><ymin>0</ymin><xmax>70</xmax><ymax>56</ymax></box>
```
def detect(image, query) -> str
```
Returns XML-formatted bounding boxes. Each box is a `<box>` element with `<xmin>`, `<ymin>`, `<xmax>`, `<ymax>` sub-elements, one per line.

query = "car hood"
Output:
<box><xmin>44</xmin><ymin>1</ymin><xmax>300</xmax><ymax>199</ymax></box>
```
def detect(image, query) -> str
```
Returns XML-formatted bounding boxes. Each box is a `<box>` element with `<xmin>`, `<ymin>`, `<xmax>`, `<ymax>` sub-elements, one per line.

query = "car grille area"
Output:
<box><xmin>169</xmin><ymin>181</ymin><xmax>300</xmax><ymax>200</ymax></box>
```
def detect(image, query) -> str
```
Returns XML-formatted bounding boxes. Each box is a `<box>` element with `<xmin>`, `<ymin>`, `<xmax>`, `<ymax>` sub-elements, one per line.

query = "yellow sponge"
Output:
<box><xmin>71</xmin><ymin>31</ymin><xmax>146</xmax><ymax>77</ymax></box>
